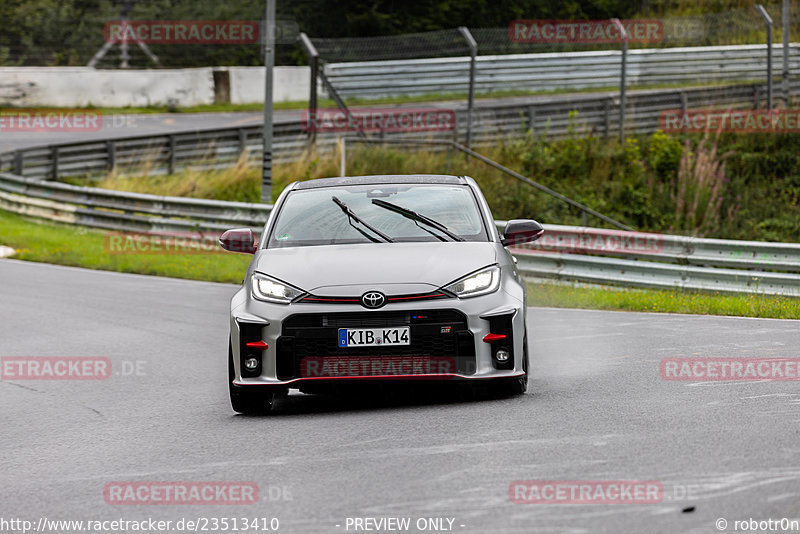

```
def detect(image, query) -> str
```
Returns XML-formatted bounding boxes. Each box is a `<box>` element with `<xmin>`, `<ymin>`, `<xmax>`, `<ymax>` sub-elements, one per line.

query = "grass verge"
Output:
<box><xmin>1</xmin><ymin>209</ymin><xmax>798</xmax><ymax>319</ymax></box>
<box><xmin>0</xmin><ymin>209</ymin><xmax>250</xmax><ymax>284</ymax></box>
<box><xmin>526</xmin><ymin>281</ymin><xmax>800</xmax><ymax>319</ymax></box>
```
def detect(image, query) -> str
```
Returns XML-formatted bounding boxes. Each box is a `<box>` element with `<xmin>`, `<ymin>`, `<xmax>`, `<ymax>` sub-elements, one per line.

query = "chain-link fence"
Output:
<box><xmin>0</xmin><ymin>0</ymin><xmax>298</xmax><ymax>68</ymax></box>
<box><xmin>0</xmin><ymin>3</ymin><xmax>798</xmax><ymax>68</ymax></box>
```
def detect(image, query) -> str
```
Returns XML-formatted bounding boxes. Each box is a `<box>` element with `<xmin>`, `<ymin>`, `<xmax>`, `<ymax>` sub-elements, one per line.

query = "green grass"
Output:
<box><xmin>526</xmin><ymin>281</ymin><xmax>800</xmax><ymax>319</ymax></box>
<box><xmin>83</xmin><ymin>156</ymin><xmax>263</xmax><ymax>202</ymax></box>
<box><xmin>1</xmin><ymin>208</ymin><xmax>798</xmax><ymax>319</ymax></box>
<box><xmin>0</xmin><ymin>209</ymin><xmax>250</xmax><ymax>284</ymax></box>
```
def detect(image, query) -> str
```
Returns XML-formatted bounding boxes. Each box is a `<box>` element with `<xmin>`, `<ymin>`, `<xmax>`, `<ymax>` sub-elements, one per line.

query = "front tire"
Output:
<box><xmin>229</xmin><ymin>345</ymin><xmax>281</xmax><ymax>414</ymax></box>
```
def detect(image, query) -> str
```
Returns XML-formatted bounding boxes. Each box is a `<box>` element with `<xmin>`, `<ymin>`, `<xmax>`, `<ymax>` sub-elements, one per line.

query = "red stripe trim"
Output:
<box><xmin>387</xmin><ymin>293</ymin><xmax>446</xmax><ymax>301</ymax></box>
<box><xmin>245</xmin><ymin>341</ymin><xmax>269</xmax><ymax>349</ymax></box>
<box><xmin>233</xmin><ymin>371</ymin><xmax>525</xmax><ymax>386</ymax></box>
<box><xmin>301</xmin><ymin>293</ymin><xmax>447</xmax><ymax>304</ymax></box>
<box><xmin>482</xmin><ymin>333</ymin><xmax>507</xmax><ymax>343</ymax></box>
<box><xmin>301</xmin><ymin>297</ymin><xmax>360</xmax><ymax>302</ymax></box>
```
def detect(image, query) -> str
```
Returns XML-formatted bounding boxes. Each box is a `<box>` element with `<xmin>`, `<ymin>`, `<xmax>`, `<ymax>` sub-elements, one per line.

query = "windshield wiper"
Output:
<box><xmin>371</xmin><ymin>199</ymin><xmax>464</xmax><ymax>242</ymax></box>
<box><xmin>332</xmin><ymin>196</ymin><xmax>394</xmax><ymax>243</ymax></box>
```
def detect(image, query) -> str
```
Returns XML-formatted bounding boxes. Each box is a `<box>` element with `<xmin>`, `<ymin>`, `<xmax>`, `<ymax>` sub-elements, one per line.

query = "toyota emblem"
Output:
<box><xmin>361</xmin><ymin>291</ymin><xmax>386</xmax><ymax>309</ymax></box>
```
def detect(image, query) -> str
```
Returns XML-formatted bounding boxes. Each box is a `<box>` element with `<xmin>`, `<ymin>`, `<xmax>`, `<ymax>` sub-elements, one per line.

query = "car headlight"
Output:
<box><xmin>442</xmin><ymin>265</ymin><xmax>501</xmax><ymax>298</ymax></box>
<box><xmin>251</xmin><ymin>273</ymin><xmax>305</xmax><ymax>304</ymax></box>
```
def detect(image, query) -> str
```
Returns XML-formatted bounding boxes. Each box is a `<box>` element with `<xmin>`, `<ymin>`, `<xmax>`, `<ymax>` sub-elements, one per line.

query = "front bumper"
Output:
<box><xmin>230</xmin><ymin>286</ymin><xmax>526</xmax><ymax>388</ymax></box>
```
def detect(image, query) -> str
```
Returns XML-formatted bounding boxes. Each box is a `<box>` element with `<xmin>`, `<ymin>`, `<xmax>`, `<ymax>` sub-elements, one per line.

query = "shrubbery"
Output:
<box><xmin>90</xmin><ymin>126</ymin><xmax>800</xmax><ymax>242</ymax></box>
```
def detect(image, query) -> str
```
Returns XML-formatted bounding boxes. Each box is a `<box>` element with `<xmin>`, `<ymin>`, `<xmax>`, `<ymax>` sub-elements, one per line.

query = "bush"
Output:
<box><xmin>77</xmin><ymin>129</ymin><xmax>800</xmax><ymax>243</ymax></box>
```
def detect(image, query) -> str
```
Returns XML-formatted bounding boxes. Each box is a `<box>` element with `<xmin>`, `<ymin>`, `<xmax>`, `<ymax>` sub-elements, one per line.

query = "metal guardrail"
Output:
<box><xmin>0</xmin><ymin>172</ymin><xmax>271</xmax><ymax>234</ymax></box>
<box><xmin>515</xmin><ymin>253</ymin><xmax>800</xmax><ymax>297</ymax></box>
<box><xmin>0</xmin><ymin>123</ymin><xmax>313</xmax><ymax>180</ymax></box>
<box><xmin>2</xmin><ymin>171</ymin><xmax>799</xmax><ymax>297</ymax></box>
<box><xmin>324</xmin><ymin>44</ymin><xmax>800</xmax><ymax>98</ymax></box>
<box><xmin>0</xmin><ymin>80</ymin><xmax>783</xmax><ymax>181</ymax></box>
<box><xmin>517</xmin><ymin>224</ymin><xmax>800</xmax><ymax>272</ymax></box>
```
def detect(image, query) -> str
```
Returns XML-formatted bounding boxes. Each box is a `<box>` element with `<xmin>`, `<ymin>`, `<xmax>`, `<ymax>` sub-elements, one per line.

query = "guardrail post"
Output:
<box><xmin>679</xmin><ymin>91</ymin><xmax>688</xmax><ymax>133</ymax></box>
<box><xmin>680</xmin><ymin>91</ymin><xmax>688</xmax><ymax>115</ymax></box>
<box><xmin>604</xmin><ymin>98</ymin><xmax>612</xmax><ymax>137</ymax></box>
<box><xmin>168</xmin><ymin>135</ymin><xmax>176</xmax><ymax>175</ymax></box>
<box><xmin>527</xmin><ymin>106</ymin><xmax>536</xmax><ymax>133</ymax></box>
<box><xmin>106</xmin><ymin>141</ymin><xmax>116</xmax><ymax>172</ymax></box>
<box><xmin>756</xmin><ymin>5</ymin><xmax>774</xmax><ymax>110</ymax></box>
<box><xmin>14</xmin><ymin>151</ymin><xmax>23</xmax><ymax>176</ymax></box>
<box><xmin>52</xmin><ymin>147</ymin><xmax>59</xmax><ymax>180</ymax></box>
<box><xmin>238</xmin><ymin>128</ymin><xmax>247</xmax><ymax>157</ymax></box>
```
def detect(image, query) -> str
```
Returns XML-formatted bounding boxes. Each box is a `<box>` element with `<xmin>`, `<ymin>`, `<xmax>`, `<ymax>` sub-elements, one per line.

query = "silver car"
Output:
<box><xmin>220</xmin><ymin>175</ymin><xmax>543</xmax><ymax>413</ymax></box>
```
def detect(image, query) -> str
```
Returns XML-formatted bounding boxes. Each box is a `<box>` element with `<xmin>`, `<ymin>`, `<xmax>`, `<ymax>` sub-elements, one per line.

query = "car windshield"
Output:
<box><xmin>268</xmin><ymin>183</ymin><xmax>488</xmax><ymax>248</ymax></box>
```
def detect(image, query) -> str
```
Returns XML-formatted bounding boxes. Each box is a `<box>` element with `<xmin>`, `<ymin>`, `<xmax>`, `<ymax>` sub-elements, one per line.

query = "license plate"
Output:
<box><xmin>338</xmin><ymin>327</ymin><xmax>410</xmax><ymax>347</ymax></box>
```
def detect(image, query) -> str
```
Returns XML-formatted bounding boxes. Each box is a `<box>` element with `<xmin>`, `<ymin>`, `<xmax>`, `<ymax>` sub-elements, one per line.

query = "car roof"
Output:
<box><xmin>292</xmin><ymin>174</ymin><xmax>468</xmax><ymax>190</ymax></box>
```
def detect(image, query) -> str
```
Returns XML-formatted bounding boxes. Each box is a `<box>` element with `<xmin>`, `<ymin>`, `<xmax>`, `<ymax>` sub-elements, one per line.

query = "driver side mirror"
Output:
<box><xmin>501</xmin><ymin>219</ymin><xmax>544</xmax><ymax>247</ymax></box>
<box><xmin>219</xmin><ymin>228</ymin><xmax>258</xmax><ymax>254</ymax></box>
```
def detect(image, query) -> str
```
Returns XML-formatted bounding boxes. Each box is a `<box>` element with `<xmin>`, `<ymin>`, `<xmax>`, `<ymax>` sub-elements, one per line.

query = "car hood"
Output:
<box><xmin>253</xmin><ymin>241</ymin><xmax>497</xmax><ymax>294</ymax></box>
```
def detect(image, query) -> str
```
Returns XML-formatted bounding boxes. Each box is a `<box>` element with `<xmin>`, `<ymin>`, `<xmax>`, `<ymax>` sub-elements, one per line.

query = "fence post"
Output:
<box><xmin>261</xmin><ymin>0</ymin><xmax>277</xmax><ymax>203</ymax></box>
<box><xmin>756</xmin><ymin>5</ymin><xmax>774</xmax><ymax>110</ymax></box>
<box><xmin>783</xmin><ymin>0</ymin><xmax>790</xmax><ymax>107</ymax></box>
<box><xmin>604</xmin><ymin>98</ymin><xmax>612</xmax><ymax>137</ymax></box>
<box><xmin>459</xmin><ymin>27</ymin><xmax>478</xmax><ymax>149</ymax></box>
<box><xmin>611</xmin><ymin>19</ymin><xmax>628</xmax><ymax>143</ymax></box>
<box><xmin>339</xmin><ymin>137</ymin><xmax>346</xmax><ymax>177</ymax></box>
<box><xmin>299</xmin><ymin>32</ymin><xmax>319</xmax><ymax>144</ymax></box>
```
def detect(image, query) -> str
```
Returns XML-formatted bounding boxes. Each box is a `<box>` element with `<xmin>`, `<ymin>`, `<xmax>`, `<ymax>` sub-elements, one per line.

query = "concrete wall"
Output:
<box><xmin>0</xmin><ymin>66</ymin><xmax>310</xmax><ymax>107</ymax></box>
<box><xmin>224</xmin><ymin>66</ymin><xmax>311</xmax><ymax>104</ymax></box>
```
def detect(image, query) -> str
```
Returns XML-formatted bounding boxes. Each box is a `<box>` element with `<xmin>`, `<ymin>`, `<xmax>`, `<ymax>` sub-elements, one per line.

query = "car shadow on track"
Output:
<box><xmin>235</xmin><ymin>383</ymin><xmax>532</xmax><ymax>417</ymax></box>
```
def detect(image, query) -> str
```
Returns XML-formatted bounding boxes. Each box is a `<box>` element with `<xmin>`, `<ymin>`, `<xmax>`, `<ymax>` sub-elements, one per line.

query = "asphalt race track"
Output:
<box><xmin>0</xmin><ymin>111</ymin><xmax>279</xmax><ymax>153</ymax></box>
<box><xmin>0</xmin><ymin>91</ymin><xmax>619</xmax><ymax>153</ymax></box>
<box><xmin>2</xmin><ymin>259</ymin><xmax>799</xmax><ymax>533</ymax></box>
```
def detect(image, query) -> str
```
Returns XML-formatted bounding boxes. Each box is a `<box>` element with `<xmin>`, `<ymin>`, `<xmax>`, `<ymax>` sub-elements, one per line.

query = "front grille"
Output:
<box><xmin>285</xmin><ymin>310</ymin><xmax>461</xmax><ymax>329</ymax></box>
<box><xmin>299</xmin><ymin>291</ymin><xmax>450</xmax><ymax>306</ymax></box>
<box><xmin>278</xmin><ymin>310</ymin><xmax>475</xmax><ymax>379</ymax></box>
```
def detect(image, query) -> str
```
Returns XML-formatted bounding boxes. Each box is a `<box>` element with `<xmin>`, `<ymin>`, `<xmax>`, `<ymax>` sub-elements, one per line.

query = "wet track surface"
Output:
<box><xmin>0</xmin><ymin>90</ymin><xmax>623</xmax><ymax>153</ymax></box>
<box><xmin>2</xmin><ymin>259</ymin><xmax>799</xmax><ymax>533</ymax></box>
<box><xmin>0</xmin><ymin>111</ymin><xmax>278</xmax><ymax>153</ymax></box>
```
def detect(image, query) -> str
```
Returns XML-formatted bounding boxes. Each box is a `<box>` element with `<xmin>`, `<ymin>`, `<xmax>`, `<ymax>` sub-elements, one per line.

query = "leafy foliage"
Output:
<box><xmin>84</xmin><ymin>127</ymin><xmax>800</xmax><ymax>243</ymax></box>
